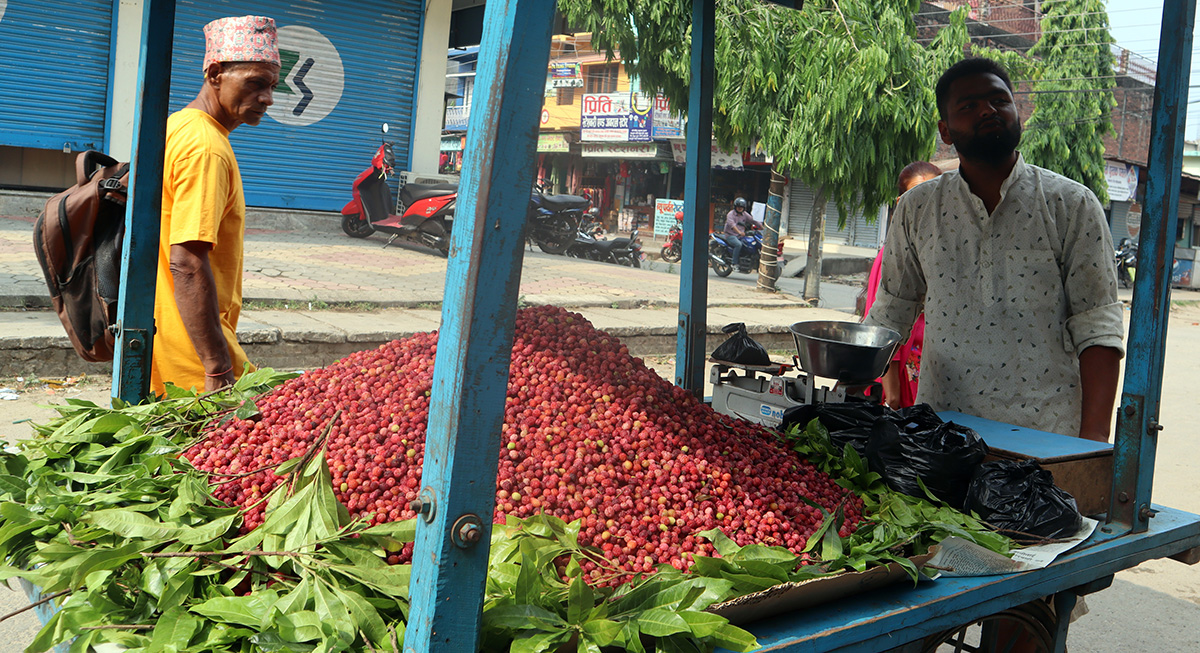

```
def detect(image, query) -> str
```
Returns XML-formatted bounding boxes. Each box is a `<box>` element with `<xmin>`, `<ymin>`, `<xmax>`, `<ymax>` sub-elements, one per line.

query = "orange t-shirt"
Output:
<box><xmin>150</xmin><ymin>108</ymin><xmax>253</xmax><ymax>394</ymax></box>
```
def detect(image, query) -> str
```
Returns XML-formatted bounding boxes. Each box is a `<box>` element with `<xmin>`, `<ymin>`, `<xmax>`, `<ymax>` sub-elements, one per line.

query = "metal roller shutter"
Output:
<box><xmin>786</xmin><ymin>178</ymin><xmax>861</xmax><ymax>245</ymax></box>
<box><xmin>170</xmin><ymin>0</ymin><xmax>422</xmax><ymax>210</ymax></box>
<box><xmin>0</xmin><ymin>0</ymin><xmax>113</xmax><ymax>151</ymax></box>
<box><xmin>787</xmin><ymin>180</ymin><xmax>815</xmax><ymax>239</ymax></box>
<box><xmin>850</xmin><ymin>210</ymin><xmax>881</xmax><ymax>248</ymax></box>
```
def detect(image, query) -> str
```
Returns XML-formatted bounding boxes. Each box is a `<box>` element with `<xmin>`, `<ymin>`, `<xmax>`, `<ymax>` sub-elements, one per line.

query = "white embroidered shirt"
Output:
<box><xmin>864</xmin><ymin>154</ymin><xmax>1125</xmax><ymax>436</ymax></box>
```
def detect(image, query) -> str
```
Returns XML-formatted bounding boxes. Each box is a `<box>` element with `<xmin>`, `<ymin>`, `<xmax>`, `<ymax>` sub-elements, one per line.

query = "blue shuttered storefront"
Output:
<box><xmin>170</xmin><ymin>0</ymin><xmax>422</xmax><ymax>210</ymax></box>
<box><xmin>0</xmin><ymin>0</ymin><xmax>113</xmax><ymax>151</ymax></box>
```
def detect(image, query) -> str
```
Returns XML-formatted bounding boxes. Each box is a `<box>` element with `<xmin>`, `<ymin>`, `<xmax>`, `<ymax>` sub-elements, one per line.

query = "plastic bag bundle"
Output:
<box><xmin>866</xmin><ymin>418</ymin><xmax>989</xmax><ymax>510</ymax></box>
<box><xmin>781</xmin><ymin>402</ymin><xmax>890</xmax><ymax>456</ymax></box>
<box><xmin>964</xmin><ymin>460</ymin><xmax>1084</xmax><ymax>543</ymax></box>
<box><xmin>711</xmin><ymin>322</ymin><xmax>771</xmax><ymax>366</ymax></box>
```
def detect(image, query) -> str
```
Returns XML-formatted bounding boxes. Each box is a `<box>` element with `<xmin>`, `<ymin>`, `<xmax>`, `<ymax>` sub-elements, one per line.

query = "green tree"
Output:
<box><xmin>559</xmin><ymin>0</ymin><xmax>967</xmax><ymax>296</ymax></box>
<box><xmin>1020</xmin><ymin>0</ymin><xmax>1115</xmax><ymax>204</ymax></box>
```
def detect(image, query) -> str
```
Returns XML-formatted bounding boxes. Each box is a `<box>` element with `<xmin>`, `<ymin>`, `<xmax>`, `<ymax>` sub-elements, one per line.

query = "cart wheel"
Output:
<box><xmin>921</xmin><ymin>600</ymin><xmax>1057</xmax><ymax>653</ymax></box>
<box><xmin>341</xmin><ymin>213</ymin><xmax>374</xmax><ymax>238</ymax></box>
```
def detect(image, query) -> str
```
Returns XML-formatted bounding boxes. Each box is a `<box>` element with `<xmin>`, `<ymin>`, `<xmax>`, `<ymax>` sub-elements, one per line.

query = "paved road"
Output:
<box><xmin>3</xmin><ymin>215</ymin><xmax>835</xmax><ymax>310</ymax></box>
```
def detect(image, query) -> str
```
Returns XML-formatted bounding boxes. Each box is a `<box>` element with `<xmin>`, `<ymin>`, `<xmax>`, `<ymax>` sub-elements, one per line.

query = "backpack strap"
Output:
<box><xmin>76</xmin><ymin>151</ymin><xmax>119</xmax><ymax>185</ymax></box>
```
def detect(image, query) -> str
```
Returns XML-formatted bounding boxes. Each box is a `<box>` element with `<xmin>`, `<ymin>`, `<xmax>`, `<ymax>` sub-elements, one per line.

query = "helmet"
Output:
<box><xmin>733</xmin><ymin>197</ymin><xmax>748</xmax><ymax>209</ymax></box>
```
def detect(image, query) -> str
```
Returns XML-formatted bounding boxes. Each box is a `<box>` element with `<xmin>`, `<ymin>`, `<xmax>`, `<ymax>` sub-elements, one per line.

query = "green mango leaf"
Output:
<box><xmin>81</xmin><ymin>509</ymin><xmax>183</xmax><ymax>540</ymax></box>
<box><xmin>274</xmin><ymin>610</ymin><xmax>325</xmax><ymax>642</ymax></box>
<box><xmin>679</xmin><ymin>610</ymin><xmax>728</xmax><ymax>638</ymax></box>
<box><xmin>710</xmin><ymin>622</ymin><xmax>759</xmax><ymax>652</ymax></box>
<box><xmin>580</xmin><ymin>618</ymin><xmax>621</xmax><ymax>646</ymax></box>
<box><xmin>636</xmin><ymin>607</ymin><xmax>690</xmax><ymax>637</ymax></box>
<box><xmin>484</xmin><ymin>603</ymin><xmax>567</xmax><ymax>632</ymax></box>
<box><xmin>0</xmin><ymin>474</ymin><xmax>29</xmax><ymax>501</ymax></box>
<box><xmin>697</xmin><ymin>528</ymin><xmax>740</xmax><ymax>557</ymax></box>
<box><xmin>566</xmin><ymin>574</ymin><xmax>593</xmax><ymax>624</ymax></box>
<box><xmin>617</xmin><ymin>621</ymin><xmax>647</xmax><ymax>653</ymax></box>
<box><xmin>510</xmin><ymin>630</ymin><xmax>571</xmax><ymax>653</ymax></box>
<box><xmin>177</xmin><ymin>513</ymin><xmax>239</xmax><ymax>545</ymax></box>
<box><xmin>191</xmin><ymin>590</ymin><xmax>281</xmax><ymax>627</ymax></box>
<box><xmin>145</xmin><ymin>607</ymin><xmax>202</xmax><ymax>651</ymax></box>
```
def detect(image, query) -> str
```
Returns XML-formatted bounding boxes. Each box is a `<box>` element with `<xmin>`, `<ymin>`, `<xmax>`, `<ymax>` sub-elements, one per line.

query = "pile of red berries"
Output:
<box><xmin>186</xmin><ymin>305</ymin><xmax>862</xmax><ymax>583</ymax></box>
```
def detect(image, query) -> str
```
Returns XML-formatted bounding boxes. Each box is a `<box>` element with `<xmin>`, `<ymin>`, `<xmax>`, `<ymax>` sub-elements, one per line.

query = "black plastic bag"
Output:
<box><xmin>781</xmin><ymin>402</ymin><xmax>891</xmax><ymax>456</ymax></box>
<box><xmin>866</xmin><ymin>419</ymin><xmax>989</xmax><ymax>509</ymax></box>
<box><xmin>964</xmin><ymin>460</ymin><xmax>1084</xmax><ymax>543</ymax></box>
<box><xmin>711</xmin><ymin>322</ymin><xmax>771</xmax><ymax>366</ymax></box>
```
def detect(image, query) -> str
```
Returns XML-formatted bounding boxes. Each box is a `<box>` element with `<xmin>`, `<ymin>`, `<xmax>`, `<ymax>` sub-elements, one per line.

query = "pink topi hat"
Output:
<box><xmin>202</xmin><ymin>15</ymin><xmax>280</xmax><ymax>72</ymax></box>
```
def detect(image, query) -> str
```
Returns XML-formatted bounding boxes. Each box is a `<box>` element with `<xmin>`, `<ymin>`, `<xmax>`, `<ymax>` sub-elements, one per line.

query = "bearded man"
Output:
<box><xmin>151</xmin><ymin>15</ymin><xmax>280</xmax><ymax>395</ymax></box>
<box><xmin>864</xmin><ymin>57</ymin><xmax>1124</xmax><ymax>442</ymax></box>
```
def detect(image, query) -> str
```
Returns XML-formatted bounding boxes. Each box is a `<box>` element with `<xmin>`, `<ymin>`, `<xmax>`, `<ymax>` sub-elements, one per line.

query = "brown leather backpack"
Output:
<box><xmin>32</xmin><ymin>151</ymin><xmax>130</xmax><ymax>362</ymax></box>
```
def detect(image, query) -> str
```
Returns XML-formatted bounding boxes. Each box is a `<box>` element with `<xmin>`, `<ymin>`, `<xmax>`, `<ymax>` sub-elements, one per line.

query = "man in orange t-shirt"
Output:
<box><xmin>151</xmin><ymin>16</ymin><xmax>280</xmax><ymax>395</ymax></box>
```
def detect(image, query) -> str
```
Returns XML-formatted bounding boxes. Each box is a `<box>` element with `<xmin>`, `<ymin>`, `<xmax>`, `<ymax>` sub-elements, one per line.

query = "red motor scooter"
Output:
<box><xmin>660</xmin><ymin>210</ymin><xmax>683</xmax><ymax>263</ymax></box>
<box><xmin>340</xmin><ymin>123</ymin><xmax>456</xmax><ymax>256</ymax></box>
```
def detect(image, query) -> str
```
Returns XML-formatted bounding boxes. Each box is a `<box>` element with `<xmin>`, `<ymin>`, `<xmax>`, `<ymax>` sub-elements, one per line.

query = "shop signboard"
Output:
<box><xmin>550</xmin><ymin>63</ymin><xmax>583</xmax><ymax>88</ymax></box>
<box><xmin>1105</xmin><ymin>160</ymin><xmax>1139</xmax><ymax>203</ymax></box>
<box><xmin>581</xmin><ymin>142</ymin><xmax>660</xmax><ymax>158</ymax></box>
<box><xmin>670</xmin><ymin>141</ymin><xmax>744</xmax><ymax>170</ymax></box>
<box><xmin>537</xmin><ymin>132</ymin><xmax>571</xmax><ymax>153</ymax></box>
<box><xmin>654</xmin><ymin>198</ymin><xmax>685</xmax><ymax>236</ymax></box>
<box><xmin>581</xmin><ymin>93</ymin><xmax>655</xmax><ymax>142</ymax></box>
<box><xmin>651</xmin><ymin>94</ymin><xmax>684</xmax><ymax>139</ymax></box>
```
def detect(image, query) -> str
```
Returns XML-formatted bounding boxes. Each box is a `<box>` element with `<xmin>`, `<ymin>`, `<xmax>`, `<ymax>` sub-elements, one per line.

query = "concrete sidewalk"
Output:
<box><xmin>0</xmin><ymin>304</ymin><xmax>850</xmax><ymax>378</ymax></box>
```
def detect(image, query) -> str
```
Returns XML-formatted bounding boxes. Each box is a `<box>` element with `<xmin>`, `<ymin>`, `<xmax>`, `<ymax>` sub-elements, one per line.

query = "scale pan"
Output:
<box><xmin>789</xmin><ymin>321</ymin><xmax>902</xmax><ymax>384</ymax></box>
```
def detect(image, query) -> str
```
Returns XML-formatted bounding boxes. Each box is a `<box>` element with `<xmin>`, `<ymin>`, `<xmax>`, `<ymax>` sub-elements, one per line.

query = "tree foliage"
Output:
<box><xmin>1020</xmin><ymin>0</ymin><xmax>1116</xmax><ymax>205</ymax></box>
<box><xmin>559</xmin><ymin>0</ymin><xmax>969</xmax><ymax>225</ymax></box>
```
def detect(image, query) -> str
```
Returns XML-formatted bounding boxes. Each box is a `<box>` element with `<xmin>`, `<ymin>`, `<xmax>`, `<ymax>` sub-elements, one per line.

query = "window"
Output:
<box><xmin>556</xmin><ymin>86</ymin><xmax>575</xmax><ymax>105</ymax></box>
<box><xmin>586</xmin><ymin>64</ymin><xmax>619</xmax><ymax>94</ymax></box>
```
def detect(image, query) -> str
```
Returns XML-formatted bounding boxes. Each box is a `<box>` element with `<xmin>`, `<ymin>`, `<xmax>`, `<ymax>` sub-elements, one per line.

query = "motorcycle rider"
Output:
<box><xmin>722</xmin><ymin>197</ymin><xmax>757</xmax><ymax>272</ymax></box>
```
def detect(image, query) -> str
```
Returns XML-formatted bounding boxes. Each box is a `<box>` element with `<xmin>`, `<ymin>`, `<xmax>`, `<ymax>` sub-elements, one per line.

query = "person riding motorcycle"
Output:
<box><xmin>722</xmin><ymin>197</ymin><xmax>757</xmax><ymax>272</ymax></box>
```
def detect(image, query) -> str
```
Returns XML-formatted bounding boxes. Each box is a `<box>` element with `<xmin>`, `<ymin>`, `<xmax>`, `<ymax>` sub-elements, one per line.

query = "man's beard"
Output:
<box><xmin>950</xmin><ymin>119</ymin><xmax>1022</xmax><ymax>164</ymax></box>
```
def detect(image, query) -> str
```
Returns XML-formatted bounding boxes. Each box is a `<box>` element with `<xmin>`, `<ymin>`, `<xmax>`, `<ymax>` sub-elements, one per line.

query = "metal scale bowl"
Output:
<box><xmin>710</xmin><ymin>321</ymin><xmax>902</xmax><ymax>428</ymax></box>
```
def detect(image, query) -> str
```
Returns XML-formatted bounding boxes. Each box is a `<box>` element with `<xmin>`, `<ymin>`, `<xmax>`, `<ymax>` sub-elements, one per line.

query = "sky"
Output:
<box><xmin>1105</xmin><ymin>0</ymin><xmax>1200</xmax><ymax>139</ymax></box>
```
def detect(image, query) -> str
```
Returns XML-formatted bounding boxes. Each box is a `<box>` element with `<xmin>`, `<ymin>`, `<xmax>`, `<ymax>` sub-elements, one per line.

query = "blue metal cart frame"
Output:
<box><xmin>110</xmin><ymin>0</ymin><xmax>1200</xmax><ymax>651</ymax></box>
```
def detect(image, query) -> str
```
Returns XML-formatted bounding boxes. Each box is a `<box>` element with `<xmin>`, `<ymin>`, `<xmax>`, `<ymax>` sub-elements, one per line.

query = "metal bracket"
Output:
<box><xmin>411</xmin><ymin>488</ymin><xmax>437</xmax><ymax>523</ymax></box>
<box><xmin>451</xmin><ymin>514</ymin><xmax>483</xmax><ymax>548</ymax></box>
<box><xmin>111</xmin><ymin>321</ymin><xmax>154</xmax><ymax>351</ymax></box>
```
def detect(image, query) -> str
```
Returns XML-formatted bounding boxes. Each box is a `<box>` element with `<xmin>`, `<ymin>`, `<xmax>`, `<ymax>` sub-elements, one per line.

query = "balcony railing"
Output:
<box><xmin>929</xmin><ymin>0</ymin><xmax>1042</xmax><ymax>41</ymax></box>
<box><xmin>444</xmin><ymin>104</ymin><xmax>471</xmax><ymax>131</ymax></box>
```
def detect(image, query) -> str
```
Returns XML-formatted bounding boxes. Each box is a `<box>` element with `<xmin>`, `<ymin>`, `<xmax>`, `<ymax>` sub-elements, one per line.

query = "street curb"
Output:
<box><xmin>0</xmin><ymin>308</ymin><xmax>823</xmax><ymax>378</ymax></box>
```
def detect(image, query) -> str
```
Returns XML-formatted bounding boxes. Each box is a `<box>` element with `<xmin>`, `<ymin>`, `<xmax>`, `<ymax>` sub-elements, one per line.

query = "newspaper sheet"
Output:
<box><xmin>926</xmin><ymin>517</ymin><xmax>1099</xmax><ymax>577</ymax></box>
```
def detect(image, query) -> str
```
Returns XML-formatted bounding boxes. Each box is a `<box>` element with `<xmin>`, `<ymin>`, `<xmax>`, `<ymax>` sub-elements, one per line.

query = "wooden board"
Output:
<box><xmin>940</xmin><ymin>412</ymin><xmax>1113</xmax><ymax>517</ymax></box>
<box><xmin>708</xmin><ymin>552</ymin><xmax>935</xmax><ymax>626</ymax></box>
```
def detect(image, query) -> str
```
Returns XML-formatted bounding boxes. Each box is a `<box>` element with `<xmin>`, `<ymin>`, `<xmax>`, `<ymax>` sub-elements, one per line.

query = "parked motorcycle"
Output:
<box><xmin>660</xmin><ymin>211</ymin><xmax>683</xmax><ymax>263</ymax></box>
<box><xmin>528</xmin><ymin>185</ymin><xmax>590</xmax><ymax>255</ymax></box>
<box><xmin>340</xmin><ymin>123</ymin><xmax>455</xmax><ymax>256</ymax></box>
<box><xmin>567</xmin><ymin>217</ymin><xmax>645</xmax><ymax>267</ymax></box>
<box><xmin>1115</xmin><ymin>237</ymin><xmax>1138</xmax><ymax>289</ymax></box>
<box><xmin>708</xmin><ymin>227</ymin><xmax>763</xmax><ymax>277</ymax></box>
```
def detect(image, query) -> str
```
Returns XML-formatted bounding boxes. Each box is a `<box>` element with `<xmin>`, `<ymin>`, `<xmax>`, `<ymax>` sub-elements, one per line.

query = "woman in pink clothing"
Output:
<box><xmin>864</xmin><ymin>161</ymin><xmax>942</xmax><ymax>408</ymax></box>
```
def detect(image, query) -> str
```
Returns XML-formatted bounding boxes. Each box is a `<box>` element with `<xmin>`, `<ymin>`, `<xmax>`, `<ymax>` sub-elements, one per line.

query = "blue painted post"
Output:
<box><xmin>405</xmin><ymin>1</ymin><xmax>557</xmax><ymax>651</ymax></box>
<box><xmin>675</xmin><ymin>0</ymin><xmax>716</xmax><ymax>394</ymax></box>
<box><xmin>1109</xmin><ymin>0</ymin><xmax>1195</xmax><ymax>533</ymax></box>
<box><xmin>111</xmin><ymin>0</ymin><xmax>175</xmax><ymax>405</ymax></box>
